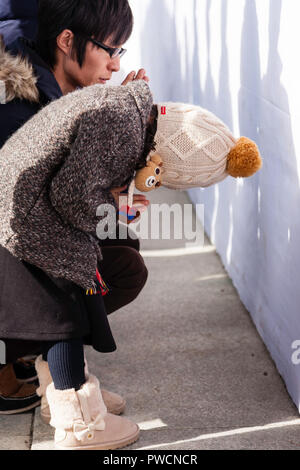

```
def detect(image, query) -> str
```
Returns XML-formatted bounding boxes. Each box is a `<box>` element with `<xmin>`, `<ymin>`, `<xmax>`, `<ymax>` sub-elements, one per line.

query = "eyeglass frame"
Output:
<box><xmin>88</xmin><ymin>37</ymin><xmax>127</xmax><ymax>59</ymax></box>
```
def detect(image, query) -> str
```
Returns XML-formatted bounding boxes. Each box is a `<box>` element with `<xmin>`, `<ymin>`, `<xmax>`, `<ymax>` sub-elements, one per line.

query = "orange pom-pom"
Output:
<box><xmin>226</xmin><ymin>137</ymin><xmax>263</xmax><ymax>178</ymax></box>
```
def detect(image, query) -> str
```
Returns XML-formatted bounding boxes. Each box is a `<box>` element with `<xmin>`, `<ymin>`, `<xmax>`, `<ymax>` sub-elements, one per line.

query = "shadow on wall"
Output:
<box><xmin>135</xmin><ymin>0</ymin><xmax>300</xmax><ymax>417</ymax></box>
<box><xmin>187</xmin><ymin>0</ymin><xmax>233</xmax><ymax>252</ymax></box>
<box><xmin>140</xmin><ymin>0</ymin><xmax>298</xmax><ymax>332</ymax></box>
<box><xmin>238</xmin><ymin>0</ymin><xmax>299</xmax><ymax>320</ymax></box>
<box><xmin>216</xmin><ymin>0</ymin><xmax>262</xmax><ymax>276</ymax></box>
<box><xmin>230</xmin><ymin>0</ymin><xmax>263</xmax><ymax>304</ymax></box>
<box><xmin>190</xmin><ymin>0</ymin><xmax>202</xmax><ymax>105</ymax></box>
<box><xmin>199</xmin><ymin>0</ymin><xmax>300</xmax><ymax>407</ymax></box>
<box><xmin>139</xmin><ymin>0</ymin><xmax>300</xmax><ymax>402</ymax></box>
<box><xmin>253</xmin><ymin>0</ymin><xmax>300</xmax><ymax>402</ymax></box>
<box><xmin>139</xmin><ymin>0</ymin><xmax>186</xmax><ymax>102</ymax></box>
<box><xmin>258</xmin><ymin>0</ymin><xmax>299</xmax><ymax>336</ymax></box>
<box><xmin>200</xmin><ymin>0</ymin><xmax>234</xmax><ymax>257</ymax></box>
<box><xmin>236</xmin><ymin>0</ymin><xmax>300</xmax><ymax>409</ymax></box>
<box><xmin>141</xmin><ymin>0</ymin><xmax>204</xmax><ymax>105</ymax></box>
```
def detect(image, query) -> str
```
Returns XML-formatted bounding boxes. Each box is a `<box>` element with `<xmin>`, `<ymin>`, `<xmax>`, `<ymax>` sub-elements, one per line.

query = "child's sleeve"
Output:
<box><xmin>49</xmin><ymin>105</ymin><xmax>141</xmax><ymax>236</ymax></box>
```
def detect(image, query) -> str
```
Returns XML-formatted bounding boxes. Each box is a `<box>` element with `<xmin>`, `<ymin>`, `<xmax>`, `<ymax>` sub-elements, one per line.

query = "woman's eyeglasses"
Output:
<box><xmin>88</xmin><ymin>38</ymin><xmax>127</xmax><ymax>59</ymax></box>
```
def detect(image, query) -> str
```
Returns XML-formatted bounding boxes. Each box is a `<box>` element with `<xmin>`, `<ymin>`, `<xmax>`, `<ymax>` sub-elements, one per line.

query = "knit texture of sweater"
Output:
<box><xmin>0</xmin><ymin>80</ymin><xmax>153</xmax><ymax>290</ymax></box>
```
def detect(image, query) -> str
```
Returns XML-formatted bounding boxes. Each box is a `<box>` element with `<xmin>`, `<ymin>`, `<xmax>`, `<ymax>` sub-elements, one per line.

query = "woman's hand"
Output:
<box><xmin>110</xmin><ymin>185</ymin><xmax>128</xmax><ymax>207</ymax></box>
<box><xmin>121</xmin><ymin>69</ymin><xmax>150</xmax><ymax>86</ymax></box>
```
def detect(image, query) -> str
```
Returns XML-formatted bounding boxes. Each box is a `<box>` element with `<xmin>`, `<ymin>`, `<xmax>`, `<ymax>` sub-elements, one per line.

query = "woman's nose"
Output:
<box><xmin>108</xmin><ymin>56</ymin><xmax>121</xmax><ymax>72</ymax></box>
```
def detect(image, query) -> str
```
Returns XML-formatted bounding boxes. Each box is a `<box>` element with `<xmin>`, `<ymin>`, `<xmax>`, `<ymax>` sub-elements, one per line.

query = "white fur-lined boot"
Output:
<box><xmin>35</xmin><ymin>355</ymin><xmax>126</xmax><ymax>424</ymax></box>
<box><xmin>46</xmin><ymin>374</ymin><xmax>139</xmax><ymax>450</ymax></box>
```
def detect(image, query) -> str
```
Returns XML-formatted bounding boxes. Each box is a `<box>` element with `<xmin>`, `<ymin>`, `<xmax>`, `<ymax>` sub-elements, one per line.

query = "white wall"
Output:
<box><xmin>117</xmin><ymin>0</ymin><xmax>300</xmax><ymax>411</ymax></box>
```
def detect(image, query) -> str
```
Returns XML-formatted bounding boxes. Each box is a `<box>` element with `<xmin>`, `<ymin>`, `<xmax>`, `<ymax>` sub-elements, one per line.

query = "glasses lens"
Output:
<box><xmin>111</xmin><ymin>48</ymin><xmax>126</xmax><ymax>59</ymax></box>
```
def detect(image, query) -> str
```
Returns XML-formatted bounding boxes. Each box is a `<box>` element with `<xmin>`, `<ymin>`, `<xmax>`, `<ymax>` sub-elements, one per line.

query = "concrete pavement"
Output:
<box><xmin>1</xmin><ymin>188</ymin><xmax>299</xmax><ymax>450</ymax></box>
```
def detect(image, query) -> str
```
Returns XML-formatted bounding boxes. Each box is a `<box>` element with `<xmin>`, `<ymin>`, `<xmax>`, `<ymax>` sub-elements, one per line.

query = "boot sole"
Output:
<box><xmin>0</xmin><ymin>399</ymin><xmax>41</xmax><ymax>415</ymax></box>
<box><xmin>109</xmin><ymin>399</ymin><xmax>126</xmax><ymax>415</ymax></box>
<box><xmin>54</xmin><ymin>426</ymin><xmax>140</xmax><ymax>451</ymax></box>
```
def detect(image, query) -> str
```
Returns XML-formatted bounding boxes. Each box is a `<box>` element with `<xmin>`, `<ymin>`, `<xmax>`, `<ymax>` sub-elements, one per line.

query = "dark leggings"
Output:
<box><xmin>41</xmin><ymin>338</ymin><xmax>85</xmax><ymax>391</ymax></box>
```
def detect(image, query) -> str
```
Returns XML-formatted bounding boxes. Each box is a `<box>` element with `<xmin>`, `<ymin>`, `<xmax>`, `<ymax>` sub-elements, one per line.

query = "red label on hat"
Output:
<box><xmin>161</xmin><ymin>106</ymin><xmax>166</xmax><ymax>115</ymax></box>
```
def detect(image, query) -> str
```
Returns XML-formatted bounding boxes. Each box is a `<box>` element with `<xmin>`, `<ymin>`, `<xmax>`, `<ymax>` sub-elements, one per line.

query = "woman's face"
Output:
<box><xmin>61</xmin><ymin>34</ymin><xmax>122</xmax><ymax>89</ymax></box>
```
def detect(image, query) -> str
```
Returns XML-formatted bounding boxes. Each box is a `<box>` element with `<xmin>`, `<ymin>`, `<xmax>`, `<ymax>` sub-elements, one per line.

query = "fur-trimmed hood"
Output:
<box><xmin>0</xmin><ymin>34</ymin><xmax>39</xmax><ymax>103</ymax></box>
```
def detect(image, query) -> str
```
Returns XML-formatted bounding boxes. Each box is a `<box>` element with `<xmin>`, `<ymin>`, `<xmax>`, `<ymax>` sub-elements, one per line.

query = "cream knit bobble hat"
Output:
<box><xmin>149</xmin><ymin>102</ymin><xmax>237</xmax><ymax>189</ymax></box>
<box><xmin>128</xmin><ymin>102</ymin><xmax>262</xmax><ymax>206</ymax></box>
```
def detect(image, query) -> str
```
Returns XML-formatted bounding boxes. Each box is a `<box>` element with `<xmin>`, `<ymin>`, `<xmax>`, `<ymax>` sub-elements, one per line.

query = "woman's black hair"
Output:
<box><xmin>136</xmin><ymin>105</ymin><xmax>158</xmax><ymax>171</ymax></box>
<box><xmin>36</xmin><ymin>0</ymin><xmax>133</xmax><ymax>69</ymax></box>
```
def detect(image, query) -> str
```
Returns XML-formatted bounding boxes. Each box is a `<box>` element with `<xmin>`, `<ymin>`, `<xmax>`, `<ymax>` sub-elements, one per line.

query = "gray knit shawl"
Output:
<box><xmin>0</xmin><ymin>80</ymin><xmax>153</xmax><ymax>290</ymax></box>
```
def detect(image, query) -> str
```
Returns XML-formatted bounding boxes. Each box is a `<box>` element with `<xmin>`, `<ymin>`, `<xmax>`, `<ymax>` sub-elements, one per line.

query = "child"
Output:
<box><xmin>0</xmin><ymin>79</ymin><xmax>156</xmax><ymax>450</ymax></box>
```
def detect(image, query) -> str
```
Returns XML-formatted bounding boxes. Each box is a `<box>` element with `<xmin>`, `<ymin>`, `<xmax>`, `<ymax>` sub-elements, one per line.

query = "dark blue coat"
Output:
<box><xmin>0</xmin><ymin>36</ymin><xmax>63</xmax><ymax>149</ymax></box>
<box><xmin>0</xmin><ymin>0</ymin><xmax>38</xmax><ymax>45</ymax></box>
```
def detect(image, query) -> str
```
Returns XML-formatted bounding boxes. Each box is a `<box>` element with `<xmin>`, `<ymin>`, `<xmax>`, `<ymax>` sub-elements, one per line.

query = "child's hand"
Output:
<box><xmin>123</xmin><ymin>207</ymin><xmax>141</xmax><ymax>225</ymax></box>
<box><xmin>121</xmin><ymin>69</ymin><xmax>150</xmax><ymax>86</ymax></box>
<box><xmin>110</xmin><ymin>185</ymin><xmax>150</xmax><ymax>225</ymax></box>
<box><xmin>132</xmin><ymin>193</ymin><xmax>150</xmax><ymax>210</ymax></box>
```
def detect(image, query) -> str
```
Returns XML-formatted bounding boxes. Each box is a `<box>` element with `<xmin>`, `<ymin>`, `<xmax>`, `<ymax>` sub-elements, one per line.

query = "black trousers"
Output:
<box><xmin>4</xmin><ymin>226</ymin><xmax>148</xmax><ymax>362</ymax></box>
